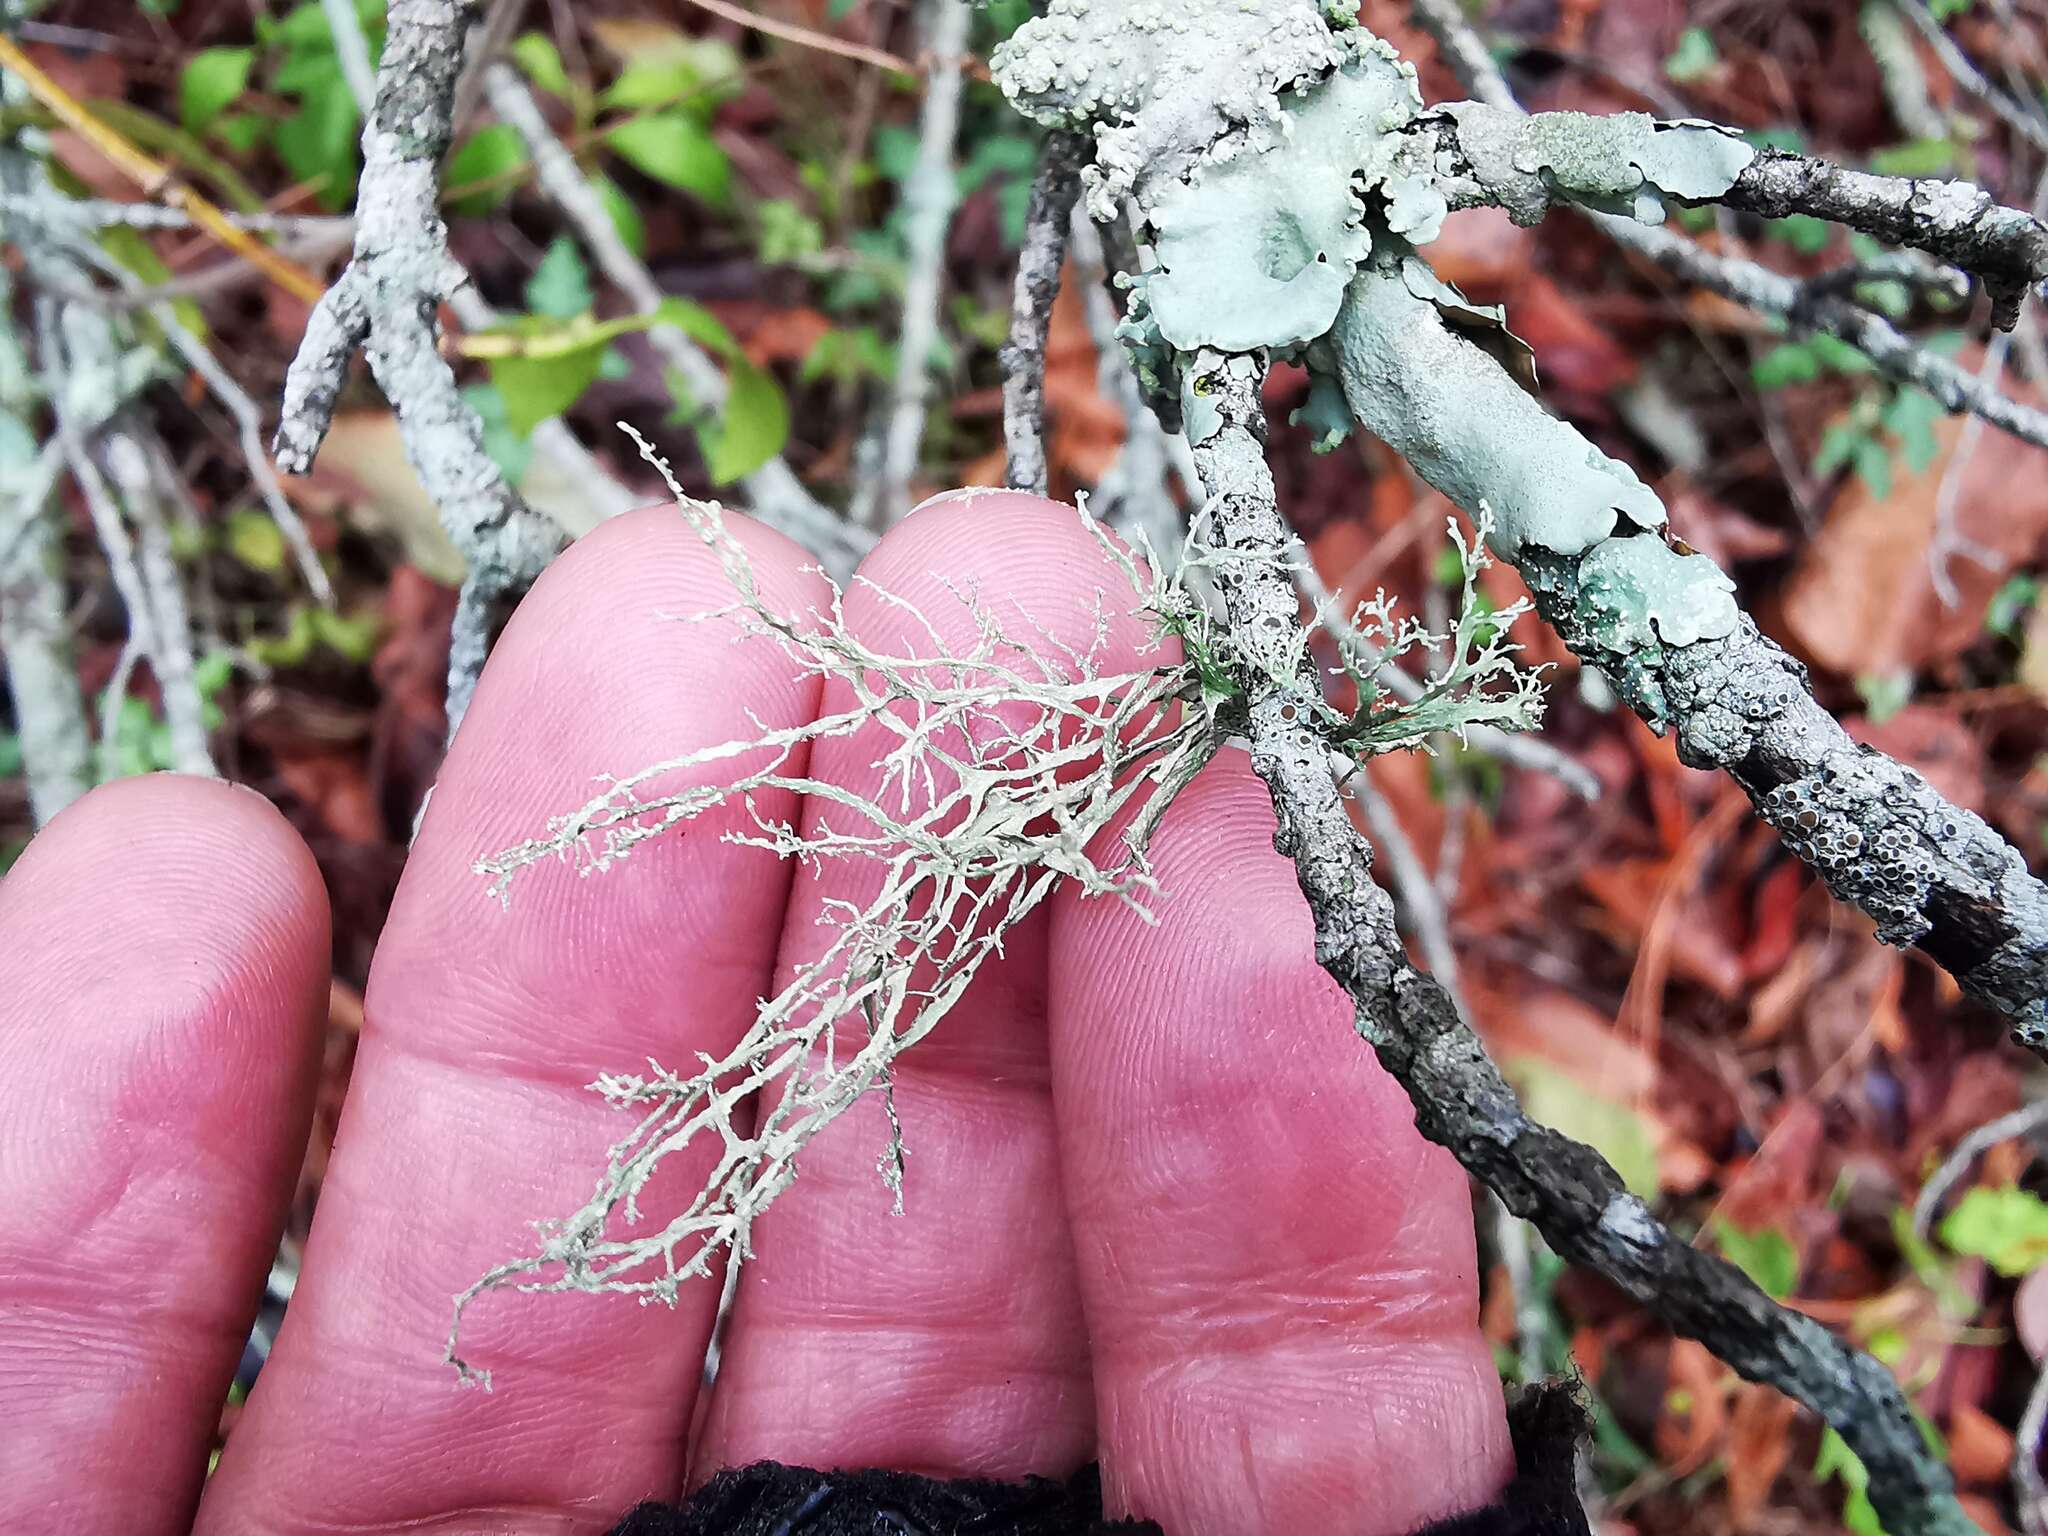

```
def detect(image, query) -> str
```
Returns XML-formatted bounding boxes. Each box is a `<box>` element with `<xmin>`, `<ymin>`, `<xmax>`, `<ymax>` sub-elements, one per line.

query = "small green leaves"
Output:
<box><xmin>526</xmin><ymin>237</ymin><xmax>595</xmax><ymax>321</ymax></box>
<box><xmin>606</xmin><ymin>114</ymin><xmax>731</xmax><ymax>204</ymax></box>
<box><xmin>1711</xmin><ymin>1218</ymin><xmax>1800</xmax><ymax>1298</ymax></box>
<box><xmin>179</xmin><ymin>47</ymin><xmax>255</xmax><ymax>135</ymax></box>
<box><xmin>444</xmin><ymin>125</ymin><xmax>528</xmax><ymax>215</ymax></box>
<box><xmin>697</xmin><ymin>359</ymin><xmax>791</xmax><ymax>484</ymax></box>
<box><xmin>513</xmin><ymin>32</ymin><xmax>572</xmax><ymax>100</ymax></box>
<box><xmin>1663</xmin><ymin>26</ymin><xmax>1719</xmax><ymax>83</ymax></box>
<box><xmin>1941</xmin><ymin>1183</ymin><xmax>2048</xmax><ymax>1275</ymax></box>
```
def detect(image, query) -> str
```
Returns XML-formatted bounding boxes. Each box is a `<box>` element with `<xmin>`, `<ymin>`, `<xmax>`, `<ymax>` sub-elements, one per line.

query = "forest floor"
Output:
<box><xmin>7</xmin><ymin>1</ymin><xmax>2048</xmax><ymax>1531</ymax></box>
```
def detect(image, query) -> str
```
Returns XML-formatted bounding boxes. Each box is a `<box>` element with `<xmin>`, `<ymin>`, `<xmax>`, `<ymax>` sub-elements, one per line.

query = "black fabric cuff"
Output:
<box><xmin>604</xmin><ymin>1383</ymin><xmax>1590</xmax><ymax>1535</ymax></box>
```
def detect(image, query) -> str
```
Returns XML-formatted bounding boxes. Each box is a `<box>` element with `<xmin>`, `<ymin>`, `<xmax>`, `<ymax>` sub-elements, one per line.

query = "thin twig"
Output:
<box><xmin>1408</xmin><ymin>0</ymin><xmax>2048</xmax><ymax>447</ymax></box>
<box><xmin>1891</xmin><ymin>0</ymin><xmax>2048</xmax><ymax>153</ymax></box>
<box><xmin>274</xmin><ymin>0</ymin><xmax>560</xmax><ymax>732</ymax></box>
<box><xmin>319</xmin><ymin>0</ymin><xmax>380</xmax><ymax>116</ymax></box>
<box><xmin>1912</xmin><ymin>1097</ymin><xmax>2048</xmax><ymax>1237</ymax></box>
<box><xmin>873</xmin><ymin>0</ymin><xmax>971</xmax><ymax>525</ymax></box>
<box><xmin>676</xmin><ymin>0</ymin><xmax>915</xmax><ymax>75</ymax></box>
<box><xmin>1000</xmin><ymin>130</ymin><xmax>1087</xmax><ymax>495</ymax></box>
<box><xmin>0</xmin><ymin>32</ymin><xmax>327</xmax><ymax>303</ymax></box>
<box><xmin>0</xmin><ymin>268</ymin><xmax>89</xmax><ymax>822</ymax></box>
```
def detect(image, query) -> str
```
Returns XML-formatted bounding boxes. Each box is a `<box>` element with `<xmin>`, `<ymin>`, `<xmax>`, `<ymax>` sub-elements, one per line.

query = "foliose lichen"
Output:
<box><xmin>1436</xmin><ymin>104</ymin><xmax>1757</xmax><ymax>226</ymax></box>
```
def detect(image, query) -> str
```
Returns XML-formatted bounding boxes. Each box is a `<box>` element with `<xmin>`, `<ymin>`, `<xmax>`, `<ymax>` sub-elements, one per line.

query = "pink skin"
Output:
<box><xmin>0</xmin><ymin>494</ymin><xmax>1511</xmax><ymax>1536</ymax></box>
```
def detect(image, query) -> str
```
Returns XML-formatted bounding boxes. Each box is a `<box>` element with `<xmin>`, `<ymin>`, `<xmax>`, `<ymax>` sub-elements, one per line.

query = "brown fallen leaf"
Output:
<box><xmin>1779</xmin><ymin>378</ymin><xmax>2048</xmax><ymax>676</ymax></box>
<box><xmin>1724</xmin><ymin>1382</ymin><xmax>1797</xmax><ymax>1528</ymax></box>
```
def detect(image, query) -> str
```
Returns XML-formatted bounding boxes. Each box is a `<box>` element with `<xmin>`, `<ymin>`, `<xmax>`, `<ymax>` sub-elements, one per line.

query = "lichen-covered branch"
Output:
<box><xmin>480</xmin><ymin>63</ymin><xmax>868</xmax><ymax>574</ymax></box>
<box><xmin>0</xmin><ymin>273</ymin><xmax>88</xmax><ymax>823</ymax></box>
<box><xmin>1417</xmin><ymin>106</ymin><xmax>2048</xmax><ymax>328</ymax></box>
<box><xmin>273</xmin><ymin>0</ymin><xmax>559</xmax><ymax>730</ymax></box>
<box><xmin>1000</xmin><ymin>131</ymin><xmax>1087</xmax><ymax>495</ymax></box>
<box><xmin>1185</xmin><ymin>350</ymin><xmax>1971</xmax><ymax>1536</ymax></box>
<box><xmin>873</xmin><ymin>0</ymin><xmax>971</xmax><ymax>525</ymax></box>
<box><xmin>1404</xmin><ymin>0</ymin><xmax>2048</xmax><ymax>446</ymax></box>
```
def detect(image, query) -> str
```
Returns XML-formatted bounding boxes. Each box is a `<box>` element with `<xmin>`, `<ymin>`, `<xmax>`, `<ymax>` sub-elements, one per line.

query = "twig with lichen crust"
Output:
<box><xmin>1001</xmin><ymin>131</ymin><xmax>1088</xmax><ymax>495</ymax></box>
<box><xmin>1184</xmin><ymin>348</ymin><xmax>1972</xmax><ymax>1536</ymax></box>
<box><xmin>1414</xmin><ymin>107</ymin><xmax>2048</xmax><ymax>329</ymax></box>
<box><xmin>272</xmin><ymin>0</ymin><xmax>559</xmax><ymax>731</ymax></box>
<box><xmin>1403</xmin><ymin>0</ymin><xmax>2048</xmax><ymax>449</ymax></box>
<box><xmin>991</xmin><ymin>0</ymin><xmax>2048</xmax><ymax>1034</ymax></box>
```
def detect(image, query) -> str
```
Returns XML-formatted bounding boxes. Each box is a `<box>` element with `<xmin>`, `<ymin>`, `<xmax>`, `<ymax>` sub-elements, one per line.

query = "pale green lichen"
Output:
<box><xmin>1322</xmin><ymin>254</ymin><xmax>1666</xmax><ymax>560</ymax></box>
<box><xmin>992</xmin><ymin>0</ymin><xmax>1350</xmax><ymax>219</ymax></box>
<box><xmin>1146</xmin><ymin>48</ymin><xmax>1419</xmax><ymax>352</ymax></box>
<box><xmin>1577</xmin><ymin>533</ymin><xmax>1739</xmax><ymax>651</ymax></box>
<box><xmin>1439</xmin><ymin>104</ymin><xmax>1756</xmax><ymax>226</ymax></box>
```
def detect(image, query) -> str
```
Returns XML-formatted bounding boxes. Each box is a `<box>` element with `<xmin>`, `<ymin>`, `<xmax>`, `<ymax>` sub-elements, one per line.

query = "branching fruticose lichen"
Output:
<box><xmin>994</xmin><ymin>0</ymin><xmax>2048</xmax><ymax>1042</ymax></box>
<box><xmin>452</xmin><ymin>429</ymin><xmax>1544</xmax><ymax>1379</ymax></box>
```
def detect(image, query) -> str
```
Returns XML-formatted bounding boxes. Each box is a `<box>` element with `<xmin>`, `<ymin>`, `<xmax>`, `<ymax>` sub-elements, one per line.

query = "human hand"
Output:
<box><xmin>0</xmin><ymin>493</ymin><xmax>1513</xmax><ymax>1535</ymax></box>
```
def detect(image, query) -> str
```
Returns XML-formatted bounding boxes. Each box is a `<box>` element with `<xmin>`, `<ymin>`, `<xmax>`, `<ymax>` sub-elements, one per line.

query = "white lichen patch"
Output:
<box><xmin>1145</xmin><ymin>49</ymin><xmax>1420</xmax><ymax>352</ymax></box>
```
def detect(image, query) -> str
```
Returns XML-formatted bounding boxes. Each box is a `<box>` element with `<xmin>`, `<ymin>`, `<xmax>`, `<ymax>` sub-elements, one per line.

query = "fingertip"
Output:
<box><xmin>1049</xmin><ymin>750</ymin><xmax>1513</xmax><ymax>1534</ymax></box>
<box><xmin>0</xmin><ymin>772</ymin><xmax>329</xmax><ymax>1535</ymax></box>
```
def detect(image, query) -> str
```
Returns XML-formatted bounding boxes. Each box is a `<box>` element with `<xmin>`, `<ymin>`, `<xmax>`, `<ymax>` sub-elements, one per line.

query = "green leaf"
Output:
<box><xmin>1506</xmin><ymin>1057</ymin><xmax>1661</xmax><ymax>1199</ymax></box>
<box><xmin>1852</xmin><ymin>436</ymin><xmax>1894</xmax><ymax>499</ymax></box>
<box><xmin>1809</xmin><ymin>333</ymin><xmax>1876</xmax><ymax>374</ymax></box>
<box><xmin>180</xmin><ymin>47</ymin><xmax>255</xmax><ymax>134</ymax></box>
<box><xmin>1767</xmin><ymin>213</ymin><xmax>1832</xmax><ymax>254</ymax></box>
<box><xmin>309</xmin><ymin>607</ymin><xmax>382</xmax><ymax>662</ymax></box>
<box><xmin>1855</xmin><ymin>669</ymin><xmax>1914</xmax><ymax>724</ymax></box>
<box><xmin>212</xmin><ymin>112</ymin><xmax>271</xmax><ymax>155</ymax></box>
<box><xmin>0</xmin><ymin>730</ymin><xmax>23</xmax><ymax>778</ymax></box>
<box><xmin>1814</xmin><ymin>421</ymin><xmax>1871</xmax><ymax>477</ymax></box>
<box><xmin>1664</xmin><ymin>26</ymin><xmax>1719</xmax><ymax>83</ymax></box>
<box><xmin>512</xmin><ymin>32</ymin><xmax>572</xmax><ymax>99</ymax></box>
<box><xmin>595</xmin><ymin>174</ymin><xmax>645</xmax><ymax>257</ymax></box>
<box><xmin>1752</xmin><ymin>341</ymin><xmax>1821</xmax><ymax>390</ymax></box>
<box><xmin>226</xmin><ymin>507</ymin><xmax>288</xmax><ymax>572</ymax></box>
<box><xmin>526</xmin><ymin>237</ymin><xmax>594</xmax><ymax>320</ymax></box>
<box><xmin>651</xmin><ymin>296</ymin><xmax>742</xmax><ymax>356</ymax></box>
<box><xmin>463</xmin><ymin>382</ymin><xmax>534</xmax><ymax>483</ymax></box>
<box><xmin>274</xmin><ymin>81</ymin><xmax>362</xmax><ymax>208</ymax></box>
<box><xmin>1883</xmin><ymin>387</ymin><xmax>1943</xmax><ymax>474</ymax></box>
<box><xmin>1941</xmin><ymin>1183</ymin><xmax>2048</xmax><ymax>1275</ymax></box>
<box><xmin>489</xmin><ymin>344</ymin><xmax>607</xmax><ymax>437</ymax></box>
<box><xmin>1986</xmin><ymin>573</ymin><xmax>2039</xmax><ymax>638</ymax></box>
<box><xmin>1870</xmin><ymin>138</ymin><xmax>1958</xmax><ymax>177</ymax></box>
<box><xmin>445</xmin><ymin>124</ymin><xmax>527</xmax><ymax>215</ymax></box>
<box><xmin>1710</xmin><ymin>1219</ymin><xmax>1800</xmax><ymax>1298</ymax></box>
<box><xmin>606</xmin><ymin>112</ymin><xmax>730</xmax><ymax>203</ymax></box>
<box><xmin>700</xmin><ymin>360</ymin><xmax>790</xmax><ymax>484</ymax></box>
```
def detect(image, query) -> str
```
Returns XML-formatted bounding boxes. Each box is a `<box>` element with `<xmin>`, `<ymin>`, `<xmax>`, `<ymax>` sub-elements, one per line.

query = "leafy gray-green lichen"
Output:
<box><xmin>991</xmin><ymin>0</ymin><xmax>1351</xmax><ymax>218</ymax></box>
<box><xmin>1324</xmin><ymin>256</ymin><xmax>1667</xmax><ymax>560</ymax></box>
<box><xmin>1438</xmin><ymin>104</ymin><xmax>1756</xmax><ymax>226</ymax></box>
<box><xmin>1577</xmin><ymin>535</ymin><xmax>1739</xmax><ymax>652</ymax></box>
<box><xmin>1146</xmin><ymin>47</ymin><xmax>1422</xmax><ymax>352</ymax></box>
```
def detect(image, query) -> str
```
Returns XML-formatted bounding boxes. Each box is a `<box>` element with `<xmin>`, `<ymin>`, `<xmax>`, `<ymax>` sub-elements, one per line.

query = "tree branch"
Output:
<box><xmin>1406</xmin><ymin>0</ymin><xmax>2048</xmax><ymax>444</ymax></box>
<box><xmin>871</xmin><ymin>0</ymin><xmax>971</xmax><ymax>525</ymax></box>
<box><xmin>1000</xmin><ymin>130</ymin><xmax>1087</xmax><ymax>495</ymax></box>
<box><xmin>273</xmin><ymin>0</ymin><xmax>560</xmax><ymax>731</ymax></box>
<box><xmin>1187</xmin><ymin>348</ymin><xmax>1971</xmax><ymax>1536</ymax></box>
